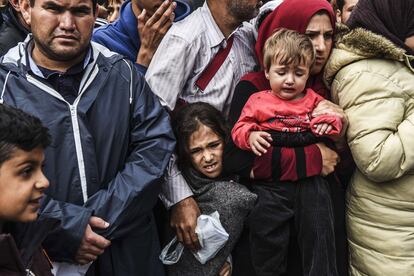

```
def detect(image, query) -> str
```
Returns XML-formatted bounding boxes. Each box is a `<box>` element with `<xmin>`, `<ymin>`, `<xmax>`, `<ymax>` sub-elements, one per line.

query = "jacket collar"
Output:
<box><xmin>324</xmin><ymin>24</ymin><xmax>414</xmax><ymax>86</ymax></box>
<box><xmin>25</xmin><ymin>38</ymin><xmax>93</xmax><ymax>79</ymax></box>
<box><xmin>200</xmin><ymin>1</ymin><xmax>239</xmax><ymax>49</ymax></box>
<box><xmin>1</xmin><ymin>34</ymin><xmax>123</xmax><ymax>75</ymax></box>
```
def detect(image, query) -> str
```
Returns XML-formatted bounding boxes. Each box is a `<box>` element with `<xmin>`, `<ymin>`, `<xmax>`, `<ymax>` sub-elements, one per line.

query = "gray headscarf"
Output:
<box><xmin>347</xmin><ymin>0</ymin><xmax>414</xmax><ymax>55</ymax></box>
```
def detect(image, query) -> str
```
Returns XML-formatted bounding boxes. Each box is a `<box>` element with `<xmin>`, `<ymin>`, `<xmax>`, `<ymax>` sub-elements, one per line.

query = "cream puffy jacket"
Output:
<box><xmin>324</xmin><ymin>25</ymin><xmax>414</xmax><ymax>276</ymax></box>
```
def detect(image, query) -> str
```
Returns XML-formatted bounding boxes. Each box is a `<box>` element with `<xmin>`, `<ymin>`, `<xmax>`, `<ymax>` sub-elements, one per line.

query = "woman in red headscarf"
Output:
<box><xmin>226</xmin><ymin>0</ymin><xmax>349</xmax><ymax>181</ymax></box>
<box><xmin>224</xmin><ymin>0</ymin><xmax>349</xmax><ymax>275</ymax></box>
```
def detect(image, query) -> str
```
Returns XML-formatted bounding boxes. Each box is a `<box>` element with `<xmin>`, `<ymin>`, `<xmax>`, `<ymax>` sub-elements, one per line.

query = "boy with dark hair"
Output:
<box><xmin>0</xmin><ymin>104</ymin><xmax>53</xmax><ymax>275</ymax></box>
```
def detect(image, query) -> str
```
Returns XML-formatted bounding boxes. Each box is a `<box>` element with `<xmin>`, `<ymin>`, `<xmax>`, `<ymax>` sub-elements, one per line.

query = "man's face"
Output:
<box><xmin>336</xmin><ymin>0</ymin><xmax>358</xmax><ymax>24</ymax></box>
<box><xmin>0</xmin><ymin>147</ymin><xmax>49</xmax><ymax>222</ymax></box>
<box><xmin>136</xmin><ymin>0</ymin><xmax>163</xmax><ymax>16</ymax></box>
<box><xmin>22</xmin><ymin>0</ymin><xmax>97</xmax><ymax>62</ymax></box>
<box><xmin>227</xmin><ymin>0</ymin><xmax>262</xmax><ymax>23</ymax></box>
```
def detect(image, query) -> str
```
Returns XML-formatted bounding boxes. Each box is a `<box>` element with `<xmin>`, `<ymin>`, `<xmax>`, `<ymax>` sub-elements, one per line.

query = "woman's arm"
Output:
<box><xmin>332</xmin><ymin>69</ymin><xmax>414</xmax><ymax>182</ymax></box>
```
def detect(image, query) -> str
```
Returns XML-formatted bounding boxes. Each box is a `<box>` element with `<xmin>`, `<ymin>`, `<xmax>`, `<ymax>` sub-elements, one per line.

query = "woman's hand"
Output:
<box><xmin>316</xmin><ymin>143</ymin><xmax>340</xmax><ymax>176</ymax></box>
<box><xmin>312</xmin><ymin>100</ymin><xmax>348</xmax><ymax>138</ymax></box>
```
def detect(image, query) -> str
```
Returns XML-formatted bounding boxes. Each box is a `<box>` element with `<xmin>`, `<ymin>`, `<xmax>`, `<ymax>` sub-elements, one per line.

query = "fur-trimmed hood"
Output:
<box><xmin>324</xmin><ymin>24</ymin><xmax>414</xmax><ymax>88</ymax></box>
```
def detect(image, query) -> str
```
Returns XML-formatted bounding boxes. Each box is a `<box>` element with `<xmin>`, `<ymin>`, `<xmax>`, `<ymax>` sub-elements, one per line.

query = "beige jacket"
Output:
<box><xmin>324</xmin><ymin>25</ymin><xmax>414</xmax><ymax>276</ymax></box>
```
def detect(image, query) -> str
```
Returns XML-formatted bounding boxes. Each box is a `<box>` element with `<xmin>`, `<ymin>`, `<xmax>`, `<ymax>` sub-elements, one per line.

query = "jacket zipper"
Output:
<box><xmin>26</xmin><ymin>65</ymin><xmax>99</xmax><ymax>203</ymax></box>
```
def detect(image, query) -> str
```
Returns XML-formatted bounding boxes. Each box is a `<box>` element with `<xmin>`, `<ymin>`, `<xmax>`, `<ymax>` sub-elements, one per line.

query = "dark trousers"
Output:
<box><xmin>248</xmin><ymin>176</ymin><xmax>338</xmax><ymax>276</ymax></box>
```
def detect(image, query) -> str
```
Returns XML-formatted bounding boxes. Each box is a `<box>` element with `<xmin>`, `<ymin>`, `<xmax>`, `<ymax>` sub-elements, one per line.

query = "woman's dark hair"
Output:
<box><xmin>172</xmin><ymin>102</ymin><xmax>229</xmax><ymax>170</ymax></box>
<box><xmin>0</xmin><ymin>104</ymin><xmax>51</xmax><ymax>166</ymax></box>
<box><xmin>336</xmin><ymin>0</ymin><xmax>345</xmax><ymax>11</ymax></box>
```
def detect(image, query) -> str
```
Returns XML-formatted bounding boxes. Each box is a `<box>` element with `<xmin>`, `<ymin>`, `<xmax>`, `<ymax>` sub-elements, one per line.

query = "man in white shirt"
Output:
<box><xmin>146</xmin><ymin>0</ymin><xmax>261</xmax><ymax>251</ymax></box>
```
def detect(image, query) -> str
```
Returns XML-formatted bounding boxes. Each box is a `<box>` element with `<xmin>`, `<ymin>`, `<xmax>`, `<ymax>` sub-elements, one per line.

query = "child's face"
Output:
<box><xmin>265</xmin><ymin>59</ymin><xmax>311</xmax><ymax>100</ymax></box>
<box><xmin>188</xmin><ymin>124</ymin><xmax>224</xmax><ymax>179</ymax></box>
<box><xmin>0</xmin><ymin>147</ymin><xmax>49</xmax><ymax>222</ymax></box>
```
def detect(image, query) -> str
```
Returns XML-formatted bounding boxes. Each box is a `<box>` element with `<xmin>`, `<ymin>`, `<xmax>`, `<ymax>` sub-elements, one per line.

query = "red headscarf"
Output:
<box><xmin>242</xmin><ymin>0</ymin><xmax>336</xmax><ymax>98</ymax></box>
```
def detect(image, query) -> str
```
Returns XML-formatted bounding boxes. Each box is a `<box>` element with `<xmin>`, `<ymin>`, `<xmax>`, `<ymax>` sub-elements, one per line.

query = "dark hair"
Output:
<box><xmin>172</xmin><ymin>102</ymin><xmax>229</xmax><ymax>170</ymax></box>
<box><xmin>0</xmin><ymin>104</ymin><xmax>51</xmax><ymax>166</ymax></box>
<box><xmin>336</xmin><ymin>0</ymin><xmax>345</xmax><ymax>10</ymax></box>
<box><xmin>28</xmin><ymin>0</ymin><xmax>97</xmax><ymax>14</ymax></box>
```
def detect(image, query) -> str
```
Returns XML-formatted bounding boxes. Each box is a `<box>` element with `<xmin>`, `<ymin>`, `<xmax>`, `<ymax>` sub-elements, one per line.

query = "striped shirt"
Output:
<box><xmin>146</xmin><ymin>2</ymin><xmax>257</xmax><ymax>207</ymax></box>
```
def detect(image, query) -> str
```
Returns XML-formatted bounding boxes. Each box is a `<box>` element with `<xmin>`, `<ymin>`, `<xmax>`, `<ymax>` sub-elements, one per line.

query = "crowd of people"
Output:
<box><xmin>0</xmin><ymin>0</ymin><xmax>413</xmax><ymax>275</ymax></box>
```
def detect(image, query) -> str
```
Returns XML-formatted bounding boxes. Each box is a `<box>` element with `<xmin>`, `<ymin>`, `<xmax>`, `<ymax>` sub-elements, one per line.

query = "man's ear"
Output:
<box><xmin>19</xmin><ymin>0</ymin><xmax>31</xmax><ymax>26</ymax></box>
<box><xmin>96</xmin><ymin>4</ymin><xmax>107</xmax><ymax>18</ymax></box>
<box><xmin>94</xmin><ymin>4</ymin><xmax>99</xmax><ymax>19</ymax></box>
<box><xmin>335</xmin><ymin>9</ymin><xmax>342</xmax><ymax>23</ymax></box>
<box><xmin>9</xmin><ymin>0</ymin><xmax>20</xmax><ymax>12</ymax></box>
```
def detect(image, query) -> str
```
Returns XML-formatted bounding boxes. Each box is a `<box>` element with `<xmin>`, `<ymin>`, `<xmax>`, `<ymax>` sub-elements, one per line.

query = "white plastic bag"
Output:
<box><xmin>193</xmin><ymin>211</ymin><xmax>229</xmax><ymax>264</ymax></box>
<box><xmin>159</xmin><ymin>236</ymin><xmax>185</xmax><ymax>265</ymax></box>
<box><xmin>159</xmin><ymin>211</ymin><xmax>229</xmax><ymax>265</ymax></box>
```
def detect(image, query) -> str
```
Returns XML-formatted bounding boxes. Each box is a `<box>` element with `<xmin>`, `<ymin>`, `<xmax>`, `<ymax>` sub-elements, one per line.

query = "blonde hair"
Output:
<box><xmin>263</xmin><ymin>28</ymin><xmax>315</xmax><ymax>71</ymax></box>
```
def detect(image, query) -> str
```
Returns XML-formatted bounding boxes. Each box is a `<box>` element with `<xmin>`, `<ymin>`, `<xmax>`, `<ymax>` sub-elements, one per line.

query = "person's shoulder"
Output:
<box><xmin>93</xmin><ymin>22</ymin><xmax>120</xmax><ymax>43</ymax></box>
<box><xmin>94</xmin><ymin>17</ymin><xmax>108</xmax><ymax>29</ymax></box>
<box><xmin>235</xmin><ymin>21</ymin><xmax>255</xmax><ymax>44</ymax></box>
<box><xmin>174</xmin><ymin>0</ymin><xmax>191</xmax><ymax>22</ymax></box>
<box><xmin>92</xmin><ymin>41</ymin><xmax>130</xmax><ymax>66</ymax></box>
<box><xmin>247</xmin><ymin>90</ymin><xmax>271</xmax><ymax>102</ymax></box>
<box><xmin>305</xmin><ymin>88</ymin><xmax>322</xmax><ymax>97</ymax></box>
<box><xmin>167</xmin><ymin>8</ymin><xmax>207</xmax><ymax>43</ymax></box>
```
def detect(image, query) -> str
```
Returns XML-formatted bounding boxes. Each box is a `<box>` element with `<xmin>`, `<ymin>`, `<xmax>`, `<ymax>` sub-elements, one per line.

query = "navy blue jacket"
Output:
<box><xmin>0</xmin><ymin>38</ymin><xmax>176</xmax><ymax>275</ymax></box>
<box><xmin>92</xmin><ymin>0</ymin><xmax>191</xmax><ymax>74</ymax></box>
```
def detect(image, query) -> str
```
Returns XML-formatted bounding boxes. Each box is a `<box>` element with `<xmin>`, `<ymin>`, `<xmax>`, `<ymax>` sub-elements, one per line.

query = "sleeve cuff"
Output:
<box><xmin>159</xmin><ymin>154</ymin><xmax>194</xmax><ymax>209</ymax></box>
<box><xmin>135</xmin><ymin>63</ymin><xmax>148</xmax><ymax>75</ymax></box>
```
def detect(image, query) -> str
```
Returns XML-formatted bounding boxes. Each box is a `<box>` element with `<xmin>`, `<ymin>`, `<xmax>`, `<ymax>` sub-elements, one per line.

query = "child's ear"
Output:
<box><xmin>264</xmin><ymin>70</ymin><xmax>270</xmax><ymax>80</ymax></box>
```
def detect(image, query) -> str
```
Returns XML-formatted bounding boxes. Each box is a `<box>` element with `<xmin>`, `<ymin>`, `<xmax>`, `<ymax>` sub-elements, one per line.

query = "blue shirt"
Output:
<box><xmin>92</xmin><ymin>0</ymin><xmax>191</xmax><ymax>75</ymax></box>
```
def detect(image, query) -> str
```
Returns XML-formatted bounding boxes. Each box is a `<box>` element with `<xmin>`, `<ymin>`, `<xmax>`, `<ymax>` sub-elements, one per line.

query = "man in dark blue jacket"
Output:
<box><xmin>0</xmin><ymin>0</ymin><xmax>176</xmax><ymax>273</ymax></box>
<box><xmin>92</xmin><ymin>0</ymin><xmax>190</xmax><ymax>74</ymax></box>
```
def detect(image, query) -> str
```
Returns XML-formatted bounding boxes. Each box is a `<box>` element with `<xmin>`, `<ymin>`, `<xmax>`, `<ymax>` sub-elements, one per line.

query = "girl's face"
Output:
<box><xmin>305</xmin><ymin>13</ymin><xmax>334</xmax><ymax>75</ymax></box>
<box><xmin>188</xmin><ymin>124</ymin><xmax>224</xmax><ymax>179</ymax></box>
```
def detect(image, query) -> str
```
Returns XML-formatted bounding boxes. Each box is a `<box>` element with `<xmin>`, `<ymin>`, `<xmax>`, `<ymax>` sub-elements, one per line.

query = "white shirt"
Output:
<box><xmin>146</xmin><ymin>2</ymin><xmax>257</xmax><ymax>207</ymax></box>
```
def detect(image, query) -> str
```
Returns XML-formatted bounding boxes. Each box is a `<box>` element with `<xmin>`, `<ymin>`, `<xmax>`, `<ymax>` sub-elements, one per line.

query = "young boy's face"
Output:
<box><xmin>0</xmin><ymin>147</ymin><xmax>49</xmax><ymax>222</ymax></box>
<box><xmin>265</xmin><ymin>58</ymin><xmax>311</xmax><ymax>101</ymax></box>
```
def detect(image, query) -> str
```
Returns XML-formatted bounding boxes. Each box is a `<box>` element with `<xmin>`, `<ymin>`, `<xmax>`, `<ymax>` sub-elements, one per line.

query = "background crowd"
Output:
<box><xmin>0</xmin><ymin>0</ymin><xmax>413</xmax><ymax>275</ymax></box>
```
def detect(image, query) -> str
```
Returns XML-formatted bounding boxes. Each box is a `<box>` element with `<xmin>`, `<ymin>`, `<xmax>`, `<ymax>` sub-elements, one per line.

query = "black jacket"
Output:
<box><xmin>0</xmin><ymin>6</ymin><xmax>28</xmax><ymax>57</ymax></box>
<box><xmin>0</xmin><ymin>217</ymin><xmax>58</xmax><ymax>276</ymax></box>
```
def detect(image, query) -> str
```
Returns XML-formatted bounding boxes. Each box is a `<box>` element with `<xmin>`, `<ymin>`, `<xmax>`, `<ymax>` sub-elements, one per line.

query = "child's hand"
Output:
<box><xmin>314</xmin><ymin>123</ymin><xmax>333</xmax><ymax>136</ymax></box>
<box><xmin>248</xmin><ymin>131</ymin><xmax>272</xmax><ymax>156</ymax></box>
